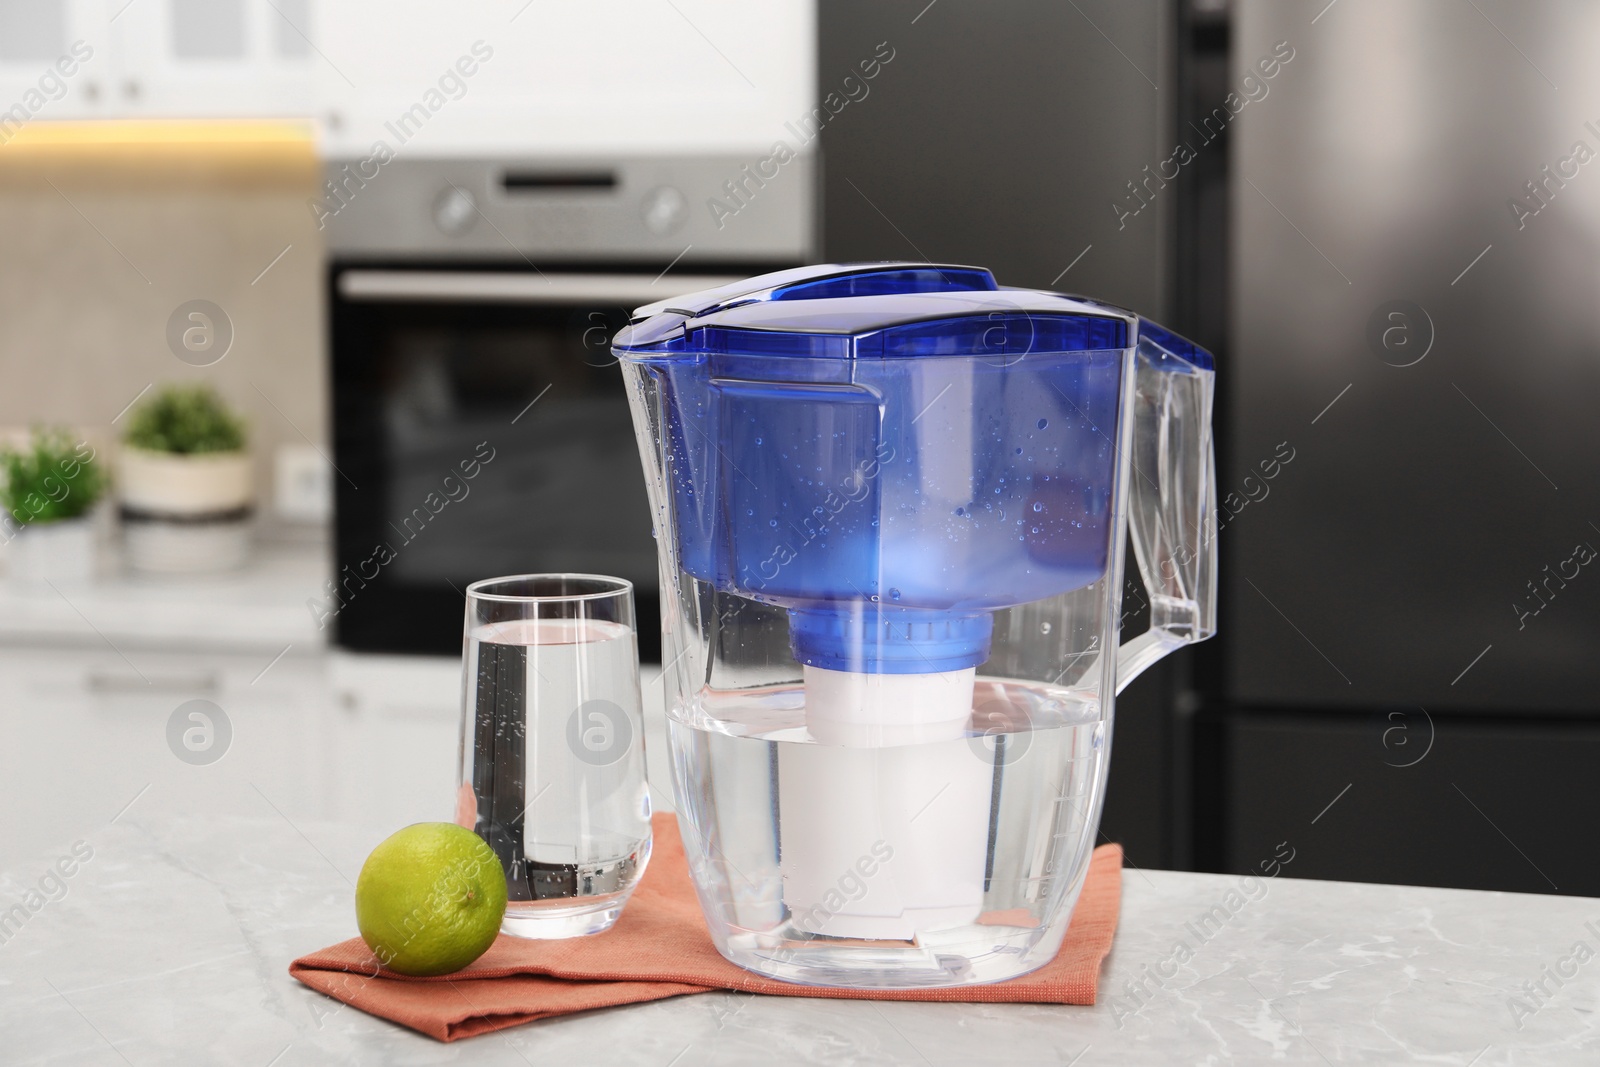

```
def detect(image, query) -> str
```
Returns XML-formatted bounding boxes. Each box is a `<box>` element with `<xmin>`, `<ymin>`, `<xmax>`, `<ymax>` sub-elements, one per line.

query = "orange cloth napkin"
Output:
<box><xmin>291</xmin><ymin>814</ymin><xmax>1123</xmax><ymax>1042</ymax></box>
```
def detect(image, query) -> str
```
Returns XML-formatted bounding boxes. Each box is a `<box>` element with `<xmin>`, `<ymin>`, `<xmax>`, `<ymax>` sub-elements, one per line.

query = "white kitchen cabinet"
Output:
<box><xmin>0</xmin><ymin>0</ymin><xmax>815</xmax><ymax>153</ymax></box>
<box><xmin>0</xmin><ymin>644</ymin><xmax>466</xmax><ymax>872</ymax></box>
<box><xmin>0</xmin><ymin>645</ymin><xmax>332</xmax><ymax>872</ymax></box>
<box><xmin>314</xmin><ymin>0</ymin><xmax>815</xmax><ymax>158</ymax></box>
<box><xmin>0</xmin><ymin>0</ymin><xmax>315</xmax><ymax>128</ymax></box>
<box><xmin>324</xmin><ymin>652</ymin><xmax>460</xmax><ymax>831</ymax></box>
<box><xmin>0</xmin><ymin>522</ymin><xmax>672</xmax><ymax>871</ymax></box>
<box><xmin>0</xmin><ymin>0</ymin><xmax>115</xmax><ymax>124</ymax></box>
<box><xmin>109</xmin><ymin>0</ymin><xmax>316</xmax><ymax>118</ymax></box>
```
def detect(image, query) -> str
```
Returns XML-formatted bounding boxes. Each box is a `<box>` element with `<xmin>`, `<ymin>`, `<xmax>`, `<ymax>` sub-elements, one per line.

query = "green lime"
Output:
<box><xmin>355</xmin><ymin>823</ymin><xmax>508</xmax><ymax>976</ymax></box>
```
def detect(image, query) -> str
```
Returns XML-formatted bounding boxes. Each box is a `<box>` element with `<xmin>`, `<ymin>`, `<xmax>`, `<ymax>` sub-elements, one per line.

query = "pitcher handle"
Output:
<box><xmin>1116</xmin><ymin>322</ymin><xmax>1218</xmax><ymax>696</ymax></box>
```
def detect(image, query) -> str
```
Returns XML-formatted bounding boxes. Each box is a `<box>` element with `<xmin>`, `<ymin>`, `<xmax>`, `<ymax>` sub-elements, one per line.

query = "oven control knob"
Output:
<box><xmin>641</xmin><ymin>185</ymin><xmax>688</xmax><ymax>236</ymax></box>
<box><xmin>433</xmin><ymin>186</ymin><xmax>477</xmax><ymax>236</ymax></box>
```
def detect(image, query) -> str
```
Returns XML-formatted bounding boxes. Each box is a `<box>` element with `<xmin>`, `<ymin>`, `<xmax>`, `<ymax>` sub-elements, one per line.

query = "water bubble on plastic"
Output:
<box><xmin>1037</xmin><ymin>418</ymin><xmax>1048</xmax><ymax>429</ymax></box>
<box><xmin>1040</xmin><ymin>621</ymin><xmax>1052</xmax><ymax>634</ymax></box>
<box><xmin>1033</xmin><ymin>502</ymin><xmax>1043</xmax><ymax>512</ymax></box>
<box><xmin>889</xmin><ymin>588</ymin><xmax>902</xmax><ymax>601</ymax></box>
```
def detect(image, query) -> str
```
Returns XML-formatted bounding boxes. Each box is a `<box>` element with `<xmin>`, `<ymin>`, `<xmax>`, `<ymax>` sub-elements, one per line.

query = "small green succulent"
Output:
<box><xmin>0</xmin><ymin>428</ymin><xmax>106</xmax><ymax>526</ymax></box>
<box><xmin>124</xmin><ymin>384</ymin><xmax>246</xmax><ymax>455</ymax></box>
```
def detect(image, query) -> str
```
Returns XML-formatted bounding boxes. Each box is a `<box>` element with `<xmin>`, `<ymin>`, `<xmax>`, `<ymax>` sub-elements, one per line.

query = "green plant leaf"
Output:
<box><xmin>123</xmin><ymin>384</ymin><xmax>247</xmax><ymax>455</ymax></box>
<box><xmin>0</xmin><ymin>428</ymin><xmax>106</xmax><ymax>526</ymax></box>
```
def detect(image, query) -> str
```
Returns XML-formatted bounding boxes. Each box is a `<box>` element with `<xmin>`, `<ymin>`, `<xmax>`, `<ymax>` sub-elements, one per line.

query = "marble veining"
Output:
<box><xmin>1</xmin><ymin>814</ymin><xmax>1597</xmax><ymax>1065</ymax></box>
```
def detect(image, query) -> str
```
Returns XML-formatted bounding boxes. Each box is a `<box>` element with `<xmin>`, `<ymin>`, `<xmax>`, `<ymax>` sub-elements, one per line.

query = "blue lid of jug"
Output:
<box><xmin>614</xmin><ymin>262</ymin><xmax>1214</xmax><ymax>366</ymax></box>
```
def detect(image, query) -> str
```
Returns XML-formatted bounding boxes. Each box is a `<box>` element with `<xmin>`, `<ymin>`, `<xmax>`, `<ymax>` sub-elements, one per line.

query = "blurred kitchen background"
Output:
<box><xmin>2</xmin><ymin>0</ymin><xmax>1598</xmax><ymax>897</ymax></box>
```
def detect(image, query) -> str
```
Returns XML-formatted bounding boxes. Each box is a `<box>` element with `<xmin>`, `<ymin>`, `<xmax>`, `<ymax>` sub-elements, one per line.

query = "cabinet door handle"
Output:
<box><xmin>86</xmin><ymin>670</ymin><xmax>219</xmax><ymax>695</ymax></box>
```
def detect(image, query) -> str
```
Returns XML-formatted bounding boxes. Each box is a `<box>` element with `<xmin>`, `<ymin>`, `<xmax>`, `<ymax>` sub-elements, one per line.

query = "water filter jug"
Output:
<box><xmin>616</xmin><ymin>263</ymin><xmax>1216</xmax><ymax>987</ymax></box>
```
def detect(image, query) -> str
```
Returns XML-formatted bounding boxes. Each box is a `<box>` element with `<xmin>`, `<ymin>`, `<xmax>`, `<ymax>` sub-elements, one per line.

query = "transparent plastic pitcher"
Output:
<box><xmin>616</xmin><ymin>263</ymin><xmax>1216</xmax><ymax>988</ymax></box>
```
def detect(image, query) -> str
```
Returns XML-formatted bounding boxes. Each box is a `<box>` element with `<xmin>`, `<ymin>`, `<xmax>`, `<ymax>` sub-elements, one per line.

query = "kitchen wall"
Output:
<box><xmin>0</xmin><ymin>125</ymin><xmax>326</xmax><ymax>514</ymax></box>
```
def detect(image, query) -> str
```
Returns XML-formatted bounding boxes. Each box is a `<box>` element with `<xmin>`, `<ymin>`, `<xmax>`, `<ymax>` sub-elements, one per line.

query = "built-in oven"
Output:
<box><xmin>328</xmin><ymin>263</ymin><xmax>766</xmax><ymax>659</ymax></box>
<box><xmin>323</xmin><ymin>154</ymin><xmax>815</xmax><ymax>657</ymax></box>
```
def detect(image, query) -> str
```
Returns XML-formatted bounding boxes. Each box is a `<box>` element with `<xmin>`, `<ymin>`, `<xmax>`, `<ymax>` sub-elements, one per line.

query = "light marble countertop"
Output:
<box><xmin>1</xmin><ymin>812</ymin><xmax>1595</xmax><ymax>1066</ymax></box>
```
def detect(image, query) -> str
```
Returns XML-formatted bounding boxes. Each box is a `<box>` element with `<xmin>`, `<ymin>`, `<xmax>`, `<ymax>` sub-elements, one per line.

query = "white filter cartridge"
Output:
<box><xmin>778</xmin><ymin>666</ymin><xmax>992</xmax><ymax>940</ymax></box>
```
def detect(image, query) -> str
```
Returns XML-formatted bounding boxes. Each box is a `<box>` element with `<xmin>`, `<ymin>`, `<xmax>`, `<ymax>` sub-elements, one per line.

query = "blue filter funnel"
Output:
<box><xmin>616</xmin><ymin>262</ymin><xmax>1148</xmax><ymax>676</ymax></box>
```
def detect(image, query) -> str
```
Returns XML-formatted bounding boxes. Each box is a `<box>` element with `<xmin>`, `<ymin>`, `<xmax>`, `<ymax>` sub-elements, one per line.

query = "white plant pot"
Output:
<box><xmin>5</xmin><ymin>516</ymin><xmax>96</xmax><ymax>586</ymax></box>
<box><xmin>118</xmin><ymin>447</ymin><xmax>253</xmax><ymax>574</ymax></box>
<box><xmin>119</xmin><ymin>447</ymin><xmax>252</xmax><ymax>513</ymax></box>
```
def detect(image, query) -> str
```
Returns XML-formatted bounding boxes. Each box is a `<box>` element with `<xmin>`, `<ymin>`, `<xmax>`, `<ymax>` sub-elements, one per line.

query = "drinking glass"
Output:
<box><xmin>456</xmin><ymin>574</ymin><xmax>651</xmax><ymax>938</ymax></box>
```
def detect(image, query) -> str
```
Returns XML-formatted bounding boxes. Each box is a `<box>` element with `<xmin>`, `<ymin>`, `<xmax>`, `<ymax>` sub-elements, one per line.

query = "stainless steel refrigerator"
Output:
<box><xmin>1219</xmin><ymin>0</ymin><xmax>1600</xmax><ymax>892</ymax></box>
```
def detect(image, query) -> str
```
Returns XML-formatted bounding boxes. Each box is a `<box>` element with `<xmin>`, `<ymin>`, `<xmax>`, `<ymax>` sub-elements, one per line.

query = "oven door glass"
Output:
<box><xmin>331</xmin><ymin>268</ymin><xmax>742</xmax><ymax>659</ymax></box>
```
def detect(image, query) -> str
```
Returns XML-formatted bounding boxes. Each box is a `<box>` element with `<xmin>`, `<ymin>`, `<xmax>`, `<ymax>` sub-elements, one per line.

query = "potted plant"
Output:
<box><xmin>0</xmin><ymin>428</ymin><xmax>107</xmax><ymax>585</ymax></box>
<box><xmin>119</xmin><ymin>385</ymin><xmax>253</xmax><ymax>573</ymax></box>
